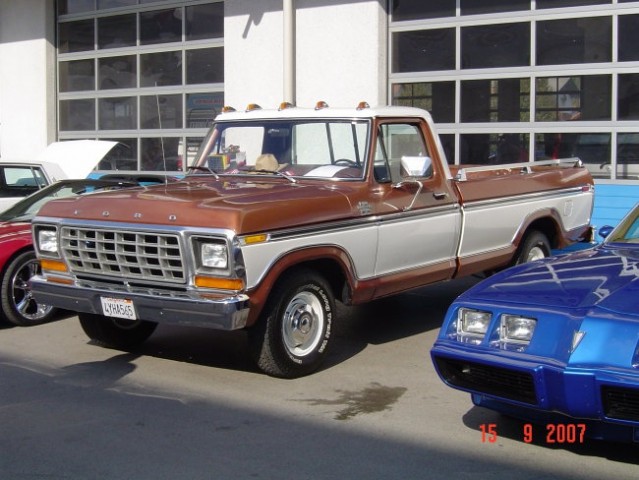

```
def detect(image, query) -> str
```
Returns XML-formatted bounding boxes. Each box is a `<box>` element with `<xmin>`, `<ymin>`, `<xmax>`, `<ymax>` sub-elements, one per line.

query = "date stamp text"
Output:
<box><xmin>480</xmin><ymin>423</ymin><xmax>587</xmax><ymax>444</ymax></box>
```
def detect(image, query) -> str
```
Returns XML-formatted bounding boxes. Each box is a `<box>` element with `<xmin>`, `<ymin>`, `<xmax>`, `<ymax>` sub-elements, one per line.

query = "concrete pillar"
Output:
<box><xmin>0</xmin><ymin>0</ymin><xmax>56</xmax><ymax>158</ymax></box>
<box><xmin>224</xmin><ymin>0</ymin><xmax>387</xmax><ymax>110</ymax></box>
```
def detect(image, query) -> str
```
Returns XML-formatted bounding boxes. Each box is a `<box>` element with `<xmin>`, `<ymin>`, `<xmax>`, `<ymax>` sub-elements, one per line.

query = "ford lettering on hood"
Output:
<box><xmin>35</xmin><ymin>177</ymin><xmax>356</xmax><ymax>232</ymax></box>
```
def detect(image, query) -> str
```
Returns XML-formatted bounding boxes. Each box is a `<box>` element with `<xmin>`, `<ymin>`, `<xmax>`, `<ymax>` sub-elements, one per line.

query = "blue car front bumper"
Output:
<box><xmin>431</xmin><ymin>343</ymin><xmax>639</xmax><ymax>442</ymax></box>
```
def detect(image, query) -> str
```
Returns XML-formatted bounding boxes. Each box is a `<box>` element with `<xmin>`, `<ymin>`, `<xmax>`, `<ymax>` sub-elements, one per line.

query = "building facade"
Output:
<box><xmin>0</xmin><ymin>0</ymin><xmax>637</xmax><ymax>226</ymax></box>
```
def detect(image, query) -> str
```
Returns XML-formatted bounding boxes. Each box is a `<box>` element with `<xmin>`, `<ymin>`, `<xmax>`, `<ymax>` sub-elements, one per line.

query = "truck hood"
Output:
<box><xmin>464</xmin><ymin>247</ymin><xmax>639</xmax><ymax>315</ymax></box>
<box><xmin>35</xmin><ymin>177</ymin><xmax>358</xmax><ymax>233</ymax></box>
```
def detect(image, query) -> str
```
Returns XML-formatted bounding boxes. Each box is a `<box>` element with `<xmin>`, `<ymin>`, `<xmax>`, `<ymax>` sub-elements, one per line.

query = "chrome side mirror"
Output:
<box><xmin>400</xmin><ymin>156</ymin><xmax>433</xmax><ymax>178</ymax></box>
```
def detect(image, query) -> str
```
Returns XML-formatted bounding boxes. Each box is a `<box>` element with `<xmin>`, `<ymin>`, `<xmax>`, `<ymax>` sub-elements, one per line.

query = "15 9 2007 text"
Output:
<box><xmin>479</xmin><ymin>423</ymin><xmax>587</xmax><ymax>444</ymax></box>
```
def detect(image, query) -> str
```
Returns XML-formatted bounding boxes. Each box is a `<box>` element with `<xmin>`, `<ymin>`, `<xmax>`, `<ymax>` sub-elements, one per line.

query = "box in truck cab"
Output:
<box><xmin>30</xmin><ymin>102</ymin><xmax>594</xmax><ymax>377</ymax></box>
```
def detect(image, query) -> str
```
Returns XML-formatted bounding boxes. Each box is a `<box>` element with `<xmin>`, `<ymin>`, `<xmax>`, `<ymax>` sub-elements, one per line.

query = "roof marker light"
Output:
<box><xmin>246</xmin><ymin>103</ymin><xmax>262</xmax><ymax>112</ymax></box>
<box><xmin>278</xmin><ymin>101</ymin><xmax>295</xmax><ymax>111</ymax></box>
<box><xmin>221</xmin><ymin>105</ymin><xmax>236</xmax><ymax>113</ymax></box>
<box><xmin>356</xmin><ymin>101</ymin><xmax>370</xmax><ymax>110</ymax></box>
<box><xmin>315</xmin><ymin>101</ymin><xmax>329</xmax><ymax>110</ymax></box>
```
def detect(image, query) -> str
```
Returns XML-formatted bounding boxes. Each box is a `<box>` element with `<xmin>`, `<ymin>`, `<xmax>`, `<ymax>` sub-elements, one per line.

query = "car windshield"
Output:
<box><xmin>0</xmin><ymin>180</ymin><xmax>135</xmax><ymax>223</ymax></box>
<box><xmin>189</xmin><ymin>119</ymin><xmax>370</xmax><ymax>180</ymax></box>
<box><xmin>605</xmin><ymin>205</ymin><xmax>639</xmax><ymax>244</ymax></box>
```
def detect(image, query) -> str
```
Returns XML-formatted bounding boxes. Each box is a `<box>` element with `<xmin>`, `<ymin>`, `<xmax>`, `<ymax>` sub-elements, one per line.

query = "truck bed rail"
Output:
<box><xmin>454</xmin><ymin>158</ymin><xmax>583</xmax><ymax>182</ymax></box>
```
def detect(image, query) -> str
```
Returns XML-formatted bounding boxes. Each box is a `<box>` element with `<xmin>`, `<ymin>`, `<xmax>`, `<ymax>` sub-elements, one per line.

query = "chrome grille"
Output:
<box><xmin>60</xmin><ymin>226</ymin><xmax>185</xmax><ymax>284</ymax></box>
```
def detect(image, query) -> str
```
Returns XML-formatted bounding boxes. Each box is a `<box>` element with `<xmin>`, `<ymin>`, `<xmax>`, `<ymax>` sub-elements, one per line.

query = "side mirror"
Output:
<box><xmin>400</xmin><ymin>156</ymin><xmax>433</xmax><ymax>178</ymax></box>
<box><xmin>598</xmin><ymin>225</ymin><xmax>614</xmax><ymax>239</ymax></box>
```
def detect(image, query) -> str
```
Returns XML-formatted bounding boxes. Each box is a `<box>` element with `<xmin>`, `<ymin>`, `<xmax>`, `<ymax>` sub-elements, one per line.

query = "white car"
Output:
<box><xmin>0</xmin><ymin>140</ymin><xmax>117</xmax><ymax>211</ymax></box>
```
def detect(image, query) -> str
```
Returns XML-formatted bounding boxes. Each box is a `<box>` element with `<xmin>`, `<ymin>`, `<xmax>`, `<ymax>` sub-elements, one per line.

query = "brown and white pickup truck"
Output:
<box><xmin>30</xmin><ymin>103</ymin><xmax>594</xmax><ymax>377</ymax></box>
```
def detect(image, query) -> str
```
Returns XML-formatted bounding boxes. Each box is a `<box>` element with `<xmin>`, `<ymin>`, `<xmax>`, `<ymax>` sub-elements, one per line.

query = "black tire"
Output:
<box><xmin>1</xmin><ymin>250</ymin><xmax>56</xmax><ymax>326</ymax></box>
<box><xmin>78</xmin><ymin>312</ymin><xmax>157</xmax><ymax>349</ymax></box>
<box><xmin>514</xmin><ymin>231</ymin><xmax>551</xmax><ymax>265</ymax></box>
<box><xmin>248</xmin><ymin>269</ymin><xmax>334</xmax><ymax>378</ymax></box>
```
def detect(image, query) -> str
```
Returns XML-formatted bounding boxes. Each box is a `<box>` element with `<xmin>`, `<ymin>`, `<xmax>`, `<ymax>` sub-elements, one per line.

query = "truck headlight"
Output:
<box><xmin>37</xmin><ymin>229</ymin><xmax>59</xmax><ymax>254</ymax></box>
<box><xmin>500</xmin><ymin>314</ymin><xmax>537</xmax><ymax>344</ymax></box>
<box><xmin>201</xmin><ymin>242</ymin><xmax>228</xmax><ymax>269</ymax></box>
<box><xmin>457</xmin><ymin>308</ymin><xmax>492</xmax><ymax>341</ymax></box>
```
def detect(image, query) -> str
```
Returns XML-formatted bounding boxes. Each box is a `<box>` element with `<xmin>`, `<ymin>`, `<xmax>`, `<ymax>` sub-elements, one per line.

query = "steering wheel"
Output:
<box><xmin>334</xmin><ymin>159</ymin><xmax>359</xmax><ymax>167</ymax></box>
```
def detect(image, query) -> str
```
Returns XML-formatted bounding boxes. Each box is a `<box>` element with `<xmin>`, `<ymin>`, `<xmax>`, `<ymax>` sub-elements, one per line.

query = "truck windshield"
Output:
<box><xmin>190</xmin><ymin>119</ymin><xmax>370</xmax><ymax>180</ymax></box>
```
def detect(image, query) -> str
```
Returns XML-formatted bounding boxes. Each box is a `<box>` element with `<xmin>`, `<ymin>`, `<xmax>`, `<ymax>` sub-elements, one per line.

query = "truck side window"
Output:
<box><xmin>374</xmin><ymin>123</ymin><xmax>430</xmax><ymax>183</ymax></box>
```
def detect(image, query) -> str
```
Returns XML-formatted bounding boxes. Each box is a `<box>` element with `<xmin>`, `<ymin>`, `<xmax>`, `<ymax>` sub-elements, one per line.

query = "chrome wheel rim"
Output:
<box><xmin>526</xmin><ymin>245</ymin><xmax>547</xmax><ymax>262</ymax></box>
<box><xmin>281</xmin><ymin>291</ymin><xmax>324</xmax><ymax>357</ymax></box>
<box><xmin>12</xmin><ymin>258</ymin><xmax>53</xmax><ymax>321</ymax></box>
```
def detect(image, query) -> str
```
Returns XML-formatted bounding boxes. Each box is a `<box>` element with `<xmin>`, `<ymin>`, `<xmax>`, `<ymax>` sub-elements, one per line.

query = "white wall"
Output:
<box><xmin>0</xmin><ymin>0</ymin><xmax>56</xmax><ymax>159</ymax></box>
<box><xmin>296</xmin><ymin>0</ymin><xmax>387</xmax><ymax>108</ymax></box>
<box><xmin>224</xmin><ymin>0</ymin><xmax>285</xmax><ymax>110</ymax></box>
<box><xmin>224</xmin><ymin>0</ymin><xmax>387</xmax><ymax>110</ymax></box>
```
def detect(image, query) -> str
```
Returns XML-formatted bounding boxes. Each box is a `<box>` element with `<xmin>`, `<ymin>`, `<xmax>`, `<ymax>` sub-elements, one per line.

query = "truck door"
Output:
<box><xmin>371</xmin><ymin>121</ymin><xmax>460</xmax><ymax>291</ymax></box>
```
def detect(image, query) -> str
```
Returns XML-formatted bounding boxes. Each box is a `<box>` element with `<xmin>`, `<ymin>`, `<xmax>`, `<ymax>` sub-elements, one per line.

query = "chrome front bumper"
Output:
<box><xmin>30</xmin><ymin>275</ymin><xmax>250</xmax><ymax>330</ymax></box>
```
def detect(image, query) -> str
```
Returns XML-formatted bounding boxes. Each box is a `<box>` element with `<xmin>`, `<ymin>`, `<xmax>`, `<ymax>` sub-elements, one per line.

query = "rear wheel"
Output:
<box><xmin>78</xmin><ymin>312</ymin><xmax>157</xmax><ymax>349</ymax></box>
<box><xmin>515</xmin><ymin>231</ymin><xmax>551</xmax><ymax>265</ymax></box>
<box><xmin>1</xmin><ymin>250</ymin><xmax>56</xmax><ymax>326</ymax></box>
<box><xmin>248</xmin><ymin>269</ymin><xmax>334</xmax><ymax>378</ymax></box>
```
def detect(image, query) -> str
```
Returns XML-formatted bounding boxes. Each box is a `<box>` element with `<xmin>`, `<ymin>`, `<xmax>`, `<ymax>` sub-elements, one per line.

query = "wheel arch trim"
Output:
<box><xmin>245</xmin><ymin>245</ymin><xmax>357</xmax><ymax>326</ymax></box>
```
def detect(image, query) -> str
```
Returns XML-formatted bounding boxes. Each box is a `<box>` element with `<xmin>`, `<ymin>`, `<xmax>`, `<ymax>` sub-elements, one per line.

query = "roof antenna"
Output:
<box><xmin>155</xmin><ymin>85</ymin><xmax>168</xmax><ymax>184</ymax></box>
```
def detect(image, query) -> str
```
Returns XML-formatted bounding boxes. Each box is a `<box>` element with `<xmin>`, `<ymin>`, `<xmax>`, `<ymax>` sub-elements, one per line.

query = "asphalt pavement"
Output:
<box><xmin>1</xmin><ymin>277</ymin><xmax>638</xmax><ymax>479</ymax></box>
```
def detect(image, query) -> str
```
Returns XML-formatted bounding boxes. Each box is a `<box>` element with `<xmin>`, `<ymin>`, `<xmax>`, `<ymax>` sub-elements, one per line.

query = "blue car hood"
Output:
<box><xmin>466</xmin><ymin>246</ymin><xmax>639</xmax><ymax>314</ymax></box>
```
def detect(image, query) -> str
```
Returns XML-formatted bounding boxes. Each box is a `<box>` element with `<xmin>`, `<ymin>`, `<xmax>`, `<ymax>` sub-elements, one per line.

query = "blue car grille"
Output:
<box><xmin>602</xmin><ymin>386</ymin><xmax>639</xmax><ymax>422</ymax></box>
<box><xmin>434</xmin><ymin>357</ymin><xmax>537</xmax><ymax>405</ymax></box>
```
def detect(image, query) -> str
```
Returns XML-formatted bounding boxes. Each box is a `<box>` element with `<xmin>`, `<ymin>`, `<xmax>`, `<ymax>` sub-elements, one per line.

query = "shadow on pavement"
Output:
<box><xmin>0</xmin><ymin>356</ymin><xmax>630</xmax><ymax>480</ymax></box>
<box><xmin>103</xmin><ymin>276</ymin><xmax>480</xmax><ymax>376</ymax></box>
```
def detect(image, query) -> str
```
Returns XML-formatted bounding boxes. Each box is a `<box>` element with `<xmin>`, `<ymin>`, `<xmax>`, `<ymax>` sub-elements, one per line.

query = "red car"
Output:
<box><xmin>0</xmin><ymin>178</ymin><xmax>167</xmax><ymax>326</ymax></box>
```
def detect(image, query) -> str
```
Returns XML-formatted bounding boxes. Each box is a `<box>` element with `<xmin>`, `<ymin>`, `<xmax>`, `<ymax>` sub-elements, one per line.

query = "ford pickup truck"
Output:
<box><xmin>30</xmin><ymin>102</ymin><xmax>594</xmax><ymax>377</ymax></box>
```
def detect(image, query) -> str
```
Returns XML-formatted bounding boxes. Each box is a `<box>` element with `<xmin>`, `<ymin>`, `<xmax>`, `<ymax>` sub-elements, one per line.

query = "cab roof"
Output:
<box><xmin>215</xmin><ymin>102</ymin><xmax>433</xmax><ymax>123</ymax></box>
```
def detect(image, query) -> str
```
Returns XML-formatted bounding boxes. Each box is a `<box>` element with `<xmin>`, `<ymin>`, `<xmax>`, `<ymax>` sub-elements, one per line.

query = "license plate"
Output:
<box><xmin>100</xmin><ymin>297</ymin><xmax>136</xmax><ymax>320</ymax></box>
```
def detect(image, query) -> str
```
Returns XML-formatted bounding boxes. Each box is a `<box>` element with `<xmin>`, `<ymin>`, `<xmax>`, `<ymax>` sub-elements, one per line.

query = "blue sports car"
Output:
<box><xmin>431</xmin><ymin>204</ymin><xmax>639</xmax><ymax>443</ymax></box>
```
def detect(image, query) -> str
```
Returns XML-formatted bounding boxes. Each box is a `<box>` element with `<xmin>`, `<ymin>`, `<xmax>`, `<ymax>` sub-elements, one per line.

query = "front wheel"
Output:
<box><xmin>1</xmin><ymin>250</ymin><xmax>56</xmax><ymax>326</ymax></box>
<box><xmin>515</xmin><ymin>231</ymin><xmax>551</xmax><ymax>265</ymax></box>
<box><xmin>248</xmin><ymin>269</ymin><xmax>334</xmax><ymax>378</ymax></box>
<box><xmin>78</xmin><ymin>312</ymin><xmax>157</xmax><ymax>349</ymax></box>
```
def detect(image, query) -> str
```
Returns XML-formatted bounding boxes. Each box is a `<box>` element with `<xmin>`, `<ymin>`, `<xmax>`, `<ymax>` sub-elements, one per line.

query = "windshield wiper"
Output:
<box><xmin>187</xmin><ymin>165</ymin><xmax>220</xmax><ymax>179</ymax></box>
<box><xmin>250</xmin><ymin>169</ymin><xmax>297</xmax><ymax>183</ymax></box>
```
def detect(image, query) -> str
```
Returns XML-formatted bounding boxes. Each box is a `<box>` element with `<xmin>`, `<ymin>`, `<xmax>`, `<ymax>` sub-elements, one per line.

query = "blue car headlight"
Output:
<box><xmin>500</xmin><ymin>314</ymin><xmax>537</xmax><ymax>347</ymax></box>
<box><xmin>456</xmin><ymin>308</ymin><xmax>492</xmax><ymax>344</ymax></box>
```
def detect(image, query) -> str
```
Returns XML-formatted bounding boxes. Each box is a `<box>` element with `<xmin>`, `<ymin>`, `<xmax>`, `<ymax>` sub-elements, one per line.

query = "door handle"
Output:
<box><xmin>433</xmin><ymin>191</ymin><xmax>448</xmax><ymax>200</ymax></box>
